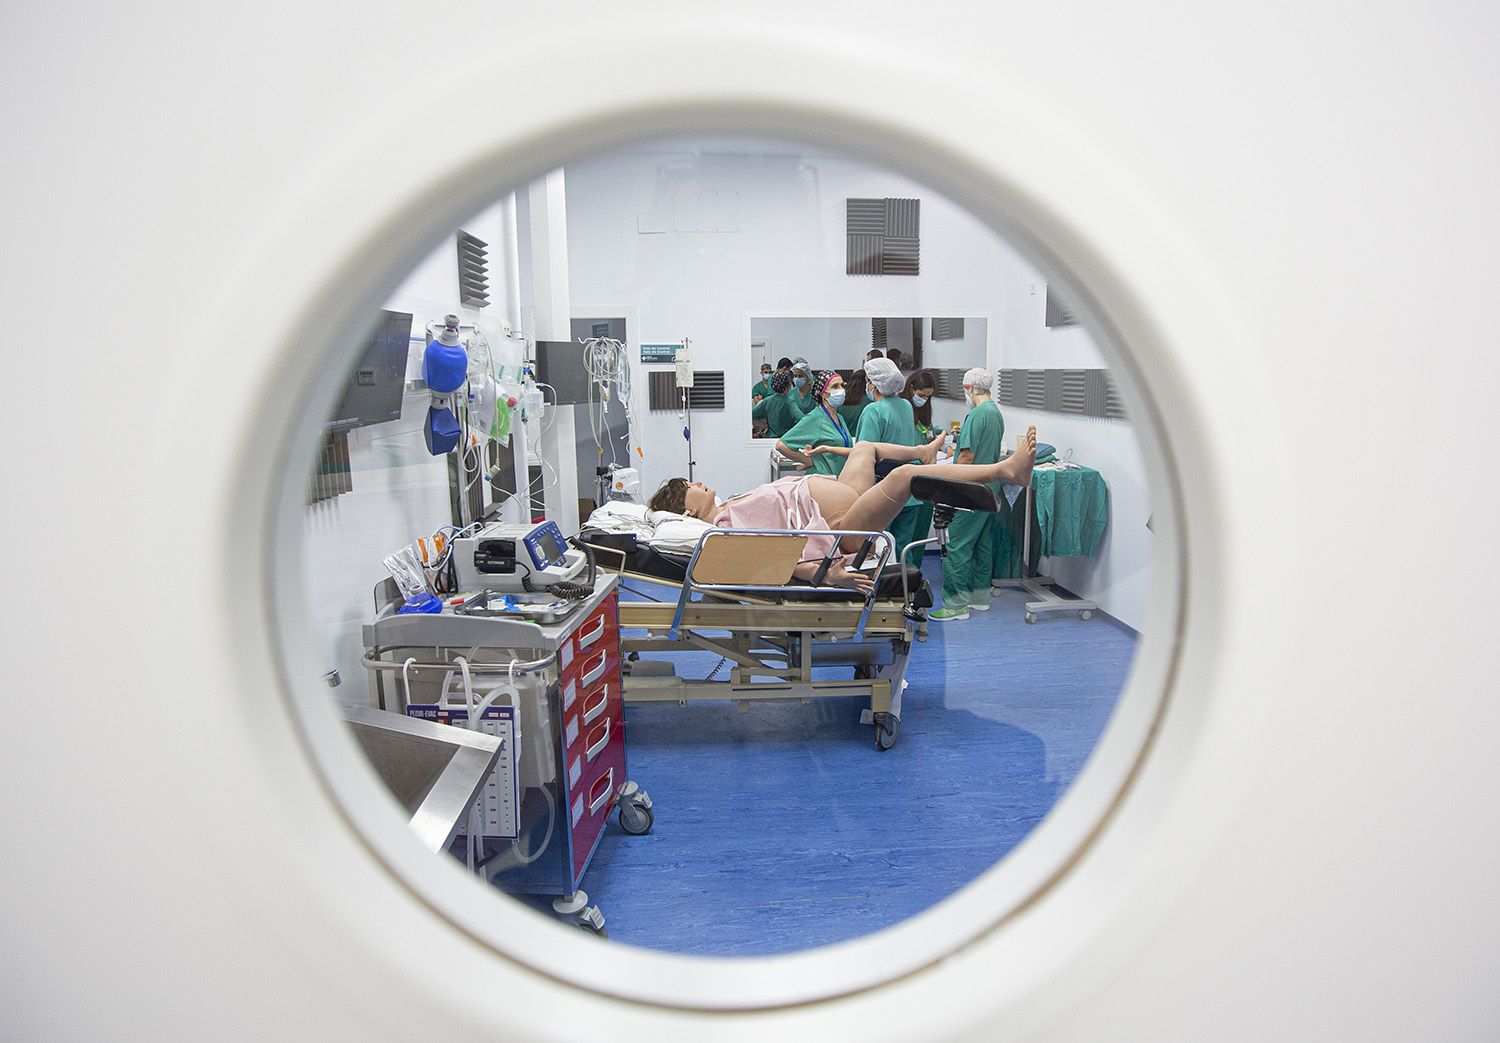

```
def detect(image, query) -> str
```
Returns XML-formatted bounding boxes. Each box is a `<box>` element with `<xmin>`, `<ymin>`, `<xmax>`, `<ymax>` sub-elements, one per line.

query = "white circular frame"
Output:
<box><xmin>228</xmin><ymin>38</ymin><xmax>1207</xmax><ymax>1014</ymax></box>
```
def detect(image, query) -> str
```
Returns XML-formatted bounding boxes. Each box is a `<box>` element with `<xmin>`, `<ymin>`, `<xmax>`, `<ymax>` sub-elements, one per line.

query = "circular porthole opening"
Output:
<box><xmin>269</xmin><ymin>120</ymin><xmax>1182</xmax><ymax>1010</ymax></box>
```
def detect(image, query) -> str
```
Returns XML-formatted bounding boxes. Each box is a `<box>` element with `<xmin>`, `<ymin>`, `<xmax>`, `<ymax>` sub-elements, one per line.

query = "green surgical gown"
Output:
<box><xmin>855</xmin><ymin>396</ymin><xmax>925</xmax><ymax>558</ymax></box>
<box><xmin>753</xmin><ymin>390</ymin><xmax>801</xmax><ymax>438</ymax></box>
<box><xmin>837</xmin><ymin>399</ymin><xmax>867</xmax><ymax>433</ymax></box>
<box><xmin>780</xmin><ymin>404</ymin><xmax>851</xmax><ymax>476</ymax></box>
<box><xmin>854</xmin><ymin>395</ymin><xmax>918</xmax><ymax>447</ymax></box>
<box><xmin>957</xmin><ymin>400</ymin><xmax>1006</xmax><ymax>492</ymax></box>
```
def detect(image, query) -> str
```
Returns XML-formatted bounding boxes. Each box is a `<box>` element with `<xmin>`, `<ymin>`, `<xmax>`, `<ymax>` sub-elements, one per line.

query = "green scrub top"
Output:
<box><xmin>837</xmin><ymin>399</ymin><xmax>867</xmax><ymax>433</ymax></box>
<box><xmin>792</xmin><ymin>386</ymin><xmax>817</xmax><ymax>414</ymax></box>
<box><xmin>751</xmin><ymin>378</ymin><xmax>772</xmax><ymax>402</ymax></box>
<box><xmin>857</xmin><ymin>395</ymin><xmax>920</xmax><ymax>507</ymax></box>
<box><xmin>780</xmin><ymin>403</ymin><xmax>852</xmax><ymax>476</ymax></box>
<box><xmin>854</xmin><ymin>395</ymin><xmax>918</xmax><ymax>447</ymax></box>
<box><xmin>753</xmin><ymin>389</ymin><xmax>801</xmax><ymax>438</ymax></box>
<box><xmin>957</xmin><ymin>399</ymin><xmax>1006</xmax><ymax>492</ymax></box>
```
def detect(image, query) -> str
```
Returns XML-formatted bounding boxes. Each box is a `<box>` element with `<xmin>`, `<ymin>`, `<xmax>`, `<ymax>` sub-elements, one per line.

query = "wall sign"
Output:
<box><xmin>641</xmin><ymin>342</ymin><xmax>681</xmax><ymax>363</ymax></box>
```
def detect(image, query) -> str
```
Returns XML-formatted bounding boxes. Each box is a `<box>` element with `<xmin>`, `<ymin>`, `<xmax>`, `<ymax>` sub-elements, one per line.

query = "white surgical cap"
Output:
<box><xmin>963</xmin><ymin>367</ymin><xmax>994</xmax><ymax>391</ymax></box>
<box><xmin>864</xmin><ymin>357</ymin><xmax>905</xmax><ymax>396</ymax></box>
<box><xmin>792</xmin><ymin>357</ymin><xmax>811</xmax><ymax>373</ymax></box>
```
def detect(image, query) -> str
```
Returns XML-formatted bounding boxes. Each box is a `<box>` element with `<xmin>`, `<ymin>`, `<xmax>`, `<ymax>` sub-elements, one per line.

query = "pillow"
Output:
<box><xmin>647</xmin><ymin>513</ymin><xmax>716</xmax><ymax>552</ymax></box>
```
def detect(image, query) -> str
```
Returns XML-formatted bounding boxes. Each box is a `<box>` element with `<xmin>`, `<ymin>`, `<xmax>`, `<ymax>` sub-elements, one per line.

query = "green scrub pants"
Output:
<box><xmin>941</xmin><ymin>509</ymin><xmax>994</xmax><ymax>604</ymax></box>
<box><xmin>898</xmin><ymin>502</ymin><xmax>934</xmax><ymax>567</ymax></box>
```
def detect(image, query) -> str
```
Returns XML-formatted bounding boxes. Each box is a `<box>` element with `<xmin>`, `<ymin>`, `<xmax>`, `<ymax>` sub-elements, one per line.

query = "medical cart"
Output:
<box><xmin>361</xmin><ymin>573</ymin><xmax>651</xmax><ymax>936</ymax></box>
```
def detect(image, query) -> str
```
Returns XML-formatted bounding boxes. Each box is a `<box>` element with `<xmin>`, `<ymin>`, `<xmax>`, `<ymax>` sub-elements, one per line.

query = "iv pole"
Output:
<box><xmin>677</xmin><ymin>337</ymin><xmax>695</xmax><ymax>482</ymax></box>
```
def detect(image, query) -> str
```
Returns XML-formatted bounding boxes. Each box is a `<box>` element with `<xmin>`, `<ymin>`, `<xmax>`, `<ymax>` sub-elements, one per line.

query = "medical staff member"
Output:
<box><xmin>790</xmin><ymin>357</ymin><xmax>817</xmax><ymax>415</ymax></box>
<box><xmin>898</xmin><ymin>370</ymin><xmax>940</xmax><ymax>564</ymax></box>
<box><xmin>775</xmin><ymin>370</ymin><xmax>851</xmax><ymax>476</ymax></box>
<box><xmin>751</xmin><ymin>362</ymin><xmax>773</xmax><ymax>403</ymax></box>
<box><xmin>752</xmin><ymin>367</ymin><xmax>800</xmax><ymax>438</ymax></box>
<box><xmin>930</xmin><ymin>367</ymin><xmax>1005</xmax><ymax>621</ymax></box>
<box><xmin>855</xmin><ymin>357</ymin><xmax>926</xmax><ymax>562</ymax></box>
<box><xmin>837</xmin><ymin>369</ymin><xmax>868</xmax><ymax>433</ymax></box>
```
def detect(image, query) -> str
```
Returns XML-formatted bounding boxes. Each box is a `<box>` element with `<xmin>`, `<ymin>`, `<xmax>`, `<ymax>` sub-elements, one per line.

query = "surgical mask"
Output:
<box><xmin>826</xmin><ymin>389</ymin><xmax>846</xmax><ymax>407</ymax></box>
<box><xmin>912</xmin><ymin>394</ymin><xmax>928</xmax><ymax>407</ymax></box>
<box><xmin>794</xmin><ymin>377</ymin><xmax>807</xmax><ymax>389</ymax></box>
<box><xmin>760</xmin><ymin>370</ymin><xmax>771</xmax><ymax>379</ymax></box>
<box><xmin>964</xmin><ymin>390</ymin><xmax>975</xmax><ymax>407</ymax></box>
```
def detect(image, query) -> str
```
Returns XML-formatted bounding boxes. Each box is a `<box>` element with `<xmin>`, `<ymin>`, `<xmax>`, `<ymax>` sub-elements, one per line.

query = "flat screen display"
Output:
<box><xmin>534</xmin><ymin>528</ymin><xmax>567</xmax><ymax>568</ymax></box>
<box><xmin>328</xmin><ymin>310</ymin><xmax>414</xmax><ymax>430</ymax></box>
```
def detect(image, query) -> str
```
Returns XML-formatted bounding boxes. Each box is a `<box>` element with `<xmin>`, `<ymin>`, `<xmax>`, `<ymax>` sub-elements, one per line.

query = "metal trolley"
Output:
<box><xmin>362</xmin><ymin>574</ymin><xmax>651</xmax><ymax>937</ymax></box>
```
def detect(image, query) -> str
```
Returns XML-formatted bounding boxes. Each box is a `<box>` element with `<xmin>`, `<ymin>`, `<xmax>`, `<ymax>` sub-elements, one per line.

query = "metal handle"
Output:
<box><xmin>582</xmin><ymin>684</ymin><xmax>609</xmax><ymax>725</ymax></box>
<box><xmin>577</xmin><ymin>614</ymin><xmax>607</xmax><ymax>651</ymax></box>
<box><xmin>588</xmin><ymin>768</ymin><xmax>615</xmax><ymax>814</ymax></box>
<box><xmin>580</xmin><ymin>651</ymin><xmax>608</xmax><ymax>688</ymax></box>
<box><xmin>362</xmin><ymin>649</ymin><xmax>554</xmax><ymax>677</ymax></box>
<box><xmin>585</xmin><ymin>717</ymin><xmax>611</xmax><ymax>762</ymax></box>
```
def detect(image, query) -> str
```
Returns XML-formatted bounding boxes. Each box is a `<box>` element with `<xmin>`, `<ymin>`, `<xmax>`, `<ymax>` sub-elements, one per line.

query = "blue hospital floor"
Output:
<box><xmin>518</xmin><ymin>557</ymin><xmax>1135</xmax><ymax>957</ymax></box>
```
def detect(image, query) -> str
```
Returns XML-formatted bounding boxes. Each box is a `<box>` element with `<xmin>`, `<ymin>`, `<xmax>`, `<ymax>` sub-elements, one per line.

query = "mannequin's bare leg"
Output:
<box><xmin>818</xmin><ymin>427</ymin><xmax>1038</xmax><ymax>550</ymax></box>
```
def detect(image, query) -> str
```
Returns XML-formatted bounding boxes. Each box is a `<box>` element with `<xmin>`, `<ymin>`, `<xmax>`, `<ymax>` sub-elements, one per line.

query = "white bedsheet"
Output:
<box><xmin>584</xmin><ymin>501</ymin><xmax>714</xmax><ymax>554</ymax></box>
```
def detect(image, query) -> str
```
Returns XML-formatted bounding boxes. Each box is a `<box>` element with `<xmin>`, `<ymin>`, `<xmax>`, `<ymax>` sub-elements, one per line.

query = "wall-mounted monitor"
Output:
<box><xmin>327</xmin><ymin>310</ymin><xmax>413</xmax><ymax>430</ymax></box>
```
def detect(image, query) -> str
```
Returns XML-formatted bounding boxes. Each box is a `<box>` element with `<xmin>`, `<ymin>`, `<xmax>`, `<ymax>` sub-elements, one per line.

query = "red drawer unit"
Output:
<box><xmin>557</xmin><ymin>592</ymin><xmax>628</xmax><ymax>884</ymax></box>
<box><xmin>558</xmin><ymin>596</ymin><xmax>618</xmax><ymax>680</ymax></box>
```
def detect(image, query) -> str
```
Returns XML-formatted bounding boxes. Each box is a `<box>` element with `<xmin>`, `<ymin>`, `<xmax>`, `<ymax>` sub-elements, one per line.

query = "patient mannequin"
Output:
<box><xmin>647</xmin><ymin>426</ymin><xmax>1038</xmax><ymax>592</ymax></box>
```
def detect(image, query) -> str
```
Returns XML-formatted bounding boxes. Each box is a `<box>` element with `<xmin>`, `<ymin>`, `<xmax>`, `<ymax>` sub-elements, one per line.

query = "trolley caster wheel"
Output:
<box><xmin>619</xmin><ymin>801</ymin><xmax>654</xmax><ymax>835</ymax></box>
<box><xmin>873</xmin><ymin>712</ymin><xmax>900</xmax><ymax>751</ymax></box>
<box><xmin>1079</xmin><ymin>610</ymin><xmax>1094</xmax><ymax>621</ymax></box>
<box><xmin>616</xmin><ymin>782</ymin><xmax>654</xmax><ymax>835</ymax></box>
<box><xmin>554</xmin><ymin>891</ymin><xmax>605</xmax><ymax>937</ymax></box>
<box><xmin>1024</xmin><ymin>612</ymin><xmax>1037</xmax><ymax>624</ymax></box>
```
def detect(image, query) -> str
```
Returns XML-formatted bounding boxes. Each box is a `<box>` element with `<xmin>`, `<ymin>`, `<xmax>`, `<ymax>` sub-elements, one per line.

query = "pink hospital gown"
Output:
<box><xmin>717</xmin><ymin>475</ymin><xmax>839</xmax><ymax>562</ymax></box>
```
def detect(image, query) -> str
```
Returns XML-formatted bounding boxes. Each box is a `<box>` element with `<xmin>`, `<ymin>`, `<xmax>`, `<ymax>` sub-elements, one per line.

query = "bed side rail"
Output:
<box><xmin>669</xmin><ymin>527</ymin><xmax>896</xmax><ymax>640</ymax></box>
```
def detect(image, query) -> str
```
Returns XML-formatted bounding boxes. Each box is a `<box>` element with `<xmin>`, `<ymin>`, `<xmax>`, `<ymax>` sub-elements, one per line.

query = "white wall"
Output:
<box><xmin>750</xmin><ymin>315</ymin><xmax>872</xmax><ymax>371</ymax></box>
<box><xmin>301</xmin><ymin>202</ymin><xmax>526</xmax><ymax>707</ymax></box>
<box><xmin>565</xmin><ymin>144</ymin><xmax>1149</xmax><ymax>627</ymax></box>
<box><xmin>565</xmin><ymin>145</ymin><xmax>1018</xmax><ymax>495</ymax></box>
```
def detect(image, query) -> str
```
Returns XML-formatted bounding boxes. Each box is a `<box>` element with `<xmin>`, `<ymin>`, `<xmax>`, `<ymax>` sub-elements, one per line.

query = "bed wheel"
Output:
<box><xmin>1024</xmin><ymin>612</ymin><xmax>1037</xmax><ymax>624</ymax></box>
<box><xmin>1079</xmin><ymin>610</ymin><xmax>1094</xmax><ymax>621</ymax></box>
<box><xmin>873</xmin><ymin>712</ymin><xmax>899</xmax><ymax>751</ymax></box>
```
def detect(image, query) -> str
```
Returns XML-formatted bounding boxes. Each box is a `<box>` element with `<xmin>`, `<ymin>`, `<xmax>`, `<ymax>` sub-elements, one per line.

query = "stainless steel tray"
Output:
<box><xmin>452</xmin><ymin>590</ymin><xmax>587</xmax><ymax>626</ymax></box>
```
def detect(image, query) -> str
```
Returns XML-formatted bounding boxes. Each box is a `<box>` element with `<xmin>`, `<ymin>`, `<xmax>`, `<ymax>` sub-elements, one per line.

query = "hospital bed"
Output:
<box><xmin>576</xmin><ymin>473</ymin><xmax>997</xmax><ymax>750</ymax></box>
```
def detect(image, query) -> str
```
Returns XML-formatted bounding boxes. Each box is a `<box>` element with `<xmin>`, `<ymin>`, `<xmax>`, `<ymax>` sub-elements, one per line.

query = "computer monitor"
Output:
<box><xmin>327</xmin><ymin>310</ymin><xmax>414</xmax><ymax>430</ymax></box>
